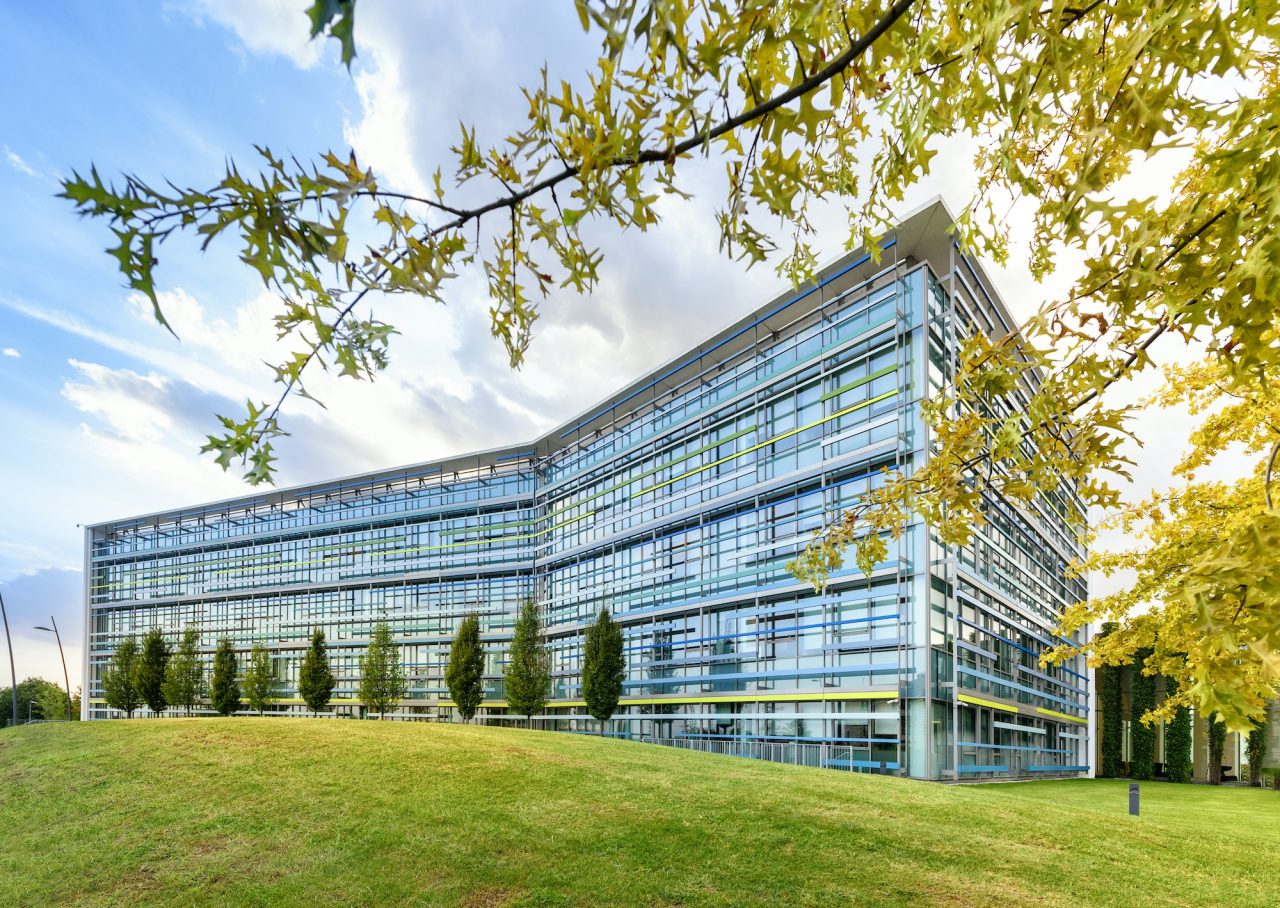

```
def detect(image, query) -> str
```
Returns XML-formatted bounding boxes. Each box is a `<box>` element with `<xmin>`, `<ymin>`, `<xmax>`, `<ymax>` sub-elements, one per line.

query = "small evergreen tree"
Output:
<box><xmin>1208</xmin><ymin>713</ymin><xmax>1227</xmax><ymax>785</ymax></box>
<box><xmin>445</xmin><ymin>614</ymin><xmax>485</xmax><ymax>722</ymax></box>
<box><xmin>1129</xmin><ymin>650</ymin><xmax>1156</xmax><ymax>780</ymax></box>
<box><xmin>505</xmin><ymin>599</ymin><xmax>550</xmax><ymax>726</ymax></box>
<box><xmin>209</xmin><ymin>638</ymin><xmax>241</xmax><ymax>717</ymax></box>
<box><xmin>135</xmin><ymin>627</ymin><xmax>171</xmax><ymax>716</ymax></box>
<box><xmin>1164</xmin><ymin>676</ymin><xmax>1193</xmax><ymax>784</ymax></box>
<box><xmin>298</xmin><ymin>629</ymin><xmax>336</xmax><ymax>716</ymax></box>
<box><xmin>1097</xmin><ymin>624</ymin><xmax>1123</xmax><ymax>778</ymax></box>
<box><xmin>102</xmin><ymin>637</ymin><xmax>141</xmax><ymax>718</ymax></box>
<box><xmin>1099</xmin><ymin>662</ymin><xmax>1123</xmax><ymax>778</ymax></box>
<box><xmin>162</xmin><ymin>626</ymin><xmax>204</xmax><ymax>716</ymax></box>
<box><xmin>242</xmin><ymin>643</ymin><xmax>277</xmax><ymax>715</ymax></box>
<box><xmin>582</xmin><ymin>608</ymin><xmax>625</xmax><ymax>733</ymax></box>
<box><xmin>358</xmin><ymin>621</ymin><xmax>407</xmax><ymax>719</ymax></box>
<box><xmin>1246</xmin><ymin>717</ymin><xmax>1269</xmax><ymax>786</ymax></box>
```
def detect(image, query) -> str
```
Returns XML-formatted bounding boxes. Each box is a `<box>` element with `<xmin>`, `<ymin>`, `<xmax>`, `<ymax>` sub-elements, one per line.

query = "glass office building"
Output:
<box><xmin>83</xmin><ymin>200</ymin><xmax>1090</xmax><ymax>780</ymax></box>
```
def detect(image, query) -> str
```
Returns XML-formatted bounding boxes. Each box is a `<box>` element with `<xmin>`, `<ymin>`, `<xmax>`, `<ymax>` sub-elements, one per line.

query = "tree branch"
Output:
<box><xmin>249</xmin><ymin>0</ymin><xmax>919</xmax><ymax>455</ymax></box>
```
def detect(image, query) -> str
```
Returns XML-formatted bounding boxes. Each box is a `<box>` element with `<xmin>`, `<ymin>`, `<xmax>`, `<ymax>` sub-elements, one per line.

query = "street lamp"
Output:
<box><xmin>0</xmin><ymin>590</ymin><xmax>17</xmax><ymax>728</ymax></box>
<box><xmin>34</xmin><ymin>617</ymin><xmax>72</xmax><ymax>721</ymax></box>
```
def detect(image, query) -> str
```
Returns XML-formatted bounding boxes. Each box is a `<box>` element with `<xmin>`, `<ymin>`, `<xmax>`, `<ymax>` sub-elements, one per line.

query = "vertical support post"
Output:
<box><xmin>0</xmin><ymin>591</ymin><xmax>17</xmax><ymax>728</ymax></box>
<box><xmin>52</xmin><ymin>617</ymin><xmax>72</xmax><ymax>721</ymax></box>
<box><xmin>1129</xmin><ymin>782</ymin><xmax>1140</xmax><ymax>816</ymax></box>
<box><xmin>82</xmin><ymin>526</ymin><xmax>93</xmax><ymax>720</ymax></box>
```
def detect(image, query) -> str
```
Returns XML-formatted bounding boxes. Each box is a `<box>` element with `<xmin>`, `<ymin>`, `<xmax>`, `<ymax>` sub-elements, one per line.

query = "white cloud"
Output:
<box><xmin>343</xmin><ymin>39</ymin><xmax>425</xmax><ymax>196</ymax></box>
<box><xmin>1</xmin><ymin>347</ymin><xmax>18</xmax><ymax>358</ymax></box>
<box><xmin>15</xmin><ymin>2</ymin><xmax>1236</xmax><ymax>619</ymax></box>
<box><xmin>4</xmin><ymin>146</ymin><xmax>38</xmax><ymax>179</ymax></box>
<box><xmin>181</xmin><ymin>0</ymin><xmax>324</xmax><ymax>69</ymax></box>
<box><xmin>62</xmin><ymin>360</ymin><xmax>175</xmax><ymax>443</ymax></box>
<box><xmin>3</xmin><ymin>145</ymin><xmax>62</xmax><ymax>186</ymax></box>
<box><xmin>0</xmin><ymin>293</ymin><xmax>260</xmax><ymax>401</ymax></box>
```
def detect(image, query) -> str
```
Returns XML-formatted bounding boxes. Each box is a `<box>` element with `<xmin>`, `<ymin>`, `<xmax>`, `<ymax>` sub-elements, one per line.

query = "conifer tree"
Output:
<box><xmin>102</xmin><ymin>636</ymin><xmax>141</xmax><ymax>719</ymax></box>
<box><xmin>1208</xmin><ymin>715</ymin><xmax>1227</xmax><ymax>785</ymax></box>
<box><xmin>1129</xmin><ymin>650</ymin><xmax>1156</xmax><ymax>781</ymax></box>
<box><xmin>162</xmin><ymin>626</ymin><xmax>204</xmax><ymax>716</ymax></box>
<box><xmin>209</xmin><ymin>638</ymin><xmax>241</xmax><ymax>717</ymax></box>
<box><xmin>298</xmin><ymin>629</ymin><xmax>336</xmax><ymax>716</ymax></box>
<box><xmin>504</xmin><ymin>599</ymin><xmax>550</xmax><ymax>727</ymax></box>
<box><xmin>242</xmin><ymin>643</ymin><xmax>277</xmax><ymax>716</ymax></box>
<box><xmin>582</xmin><ymin>608</ymin><xmax>625</xmax><ymax>733</ymax></box>
<box><xmin>1246</xmin><ymin>718</ymin><xmax>1269</xmax><ymax>787</ymax></box>
<box><xmin>1098</xmin><ymin>624</ymin><xmax>1123</xmax><ymax>778</ymax></box>
<box><xmin>135</xmin><ymin>627</ymin><xmax>171</xmax><ymax>715</ymax></box>
<box><xmin>1164</xmin><ymin>676</ymin><xmax>1193</xmax><ymax>784</ymax></box>
<box><xmin>445</xmin><ymin>614</ymin><xmax>485</xmax><ymax>722</ymax></box>
<box><xmin>357</xmin><ymin>621</ymin><xmax>406</xmax><ymax>719</ymax></box>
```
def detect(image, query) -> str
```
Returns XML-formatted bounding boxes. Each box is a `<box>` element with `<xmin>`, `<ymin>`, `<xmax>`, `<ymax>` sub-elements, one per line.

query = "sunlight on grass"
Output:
<box><xmin>2</xmin><ymin>720</ymin><xmax>1276</xmax><ymax>907</ymax></box>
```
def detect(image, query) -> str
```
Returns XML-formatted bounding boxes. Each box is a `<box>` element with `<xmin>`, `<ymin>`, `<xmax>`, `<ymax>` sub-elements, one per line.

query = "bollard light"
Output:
<box><xmin>1129</xmin><ymin>782</ymin><xmax>1140</xmax><ymax>816</ymax></box>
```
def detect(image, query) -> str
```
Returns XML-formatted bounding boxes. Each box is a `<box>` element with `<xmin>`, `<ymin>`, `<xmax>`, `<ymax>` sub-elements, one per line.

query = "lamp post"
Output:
<box><xmin>34</xmin><ymin>617</ymin><xmax>72</xmax><ymax>721</ymax></box>
<box><xmin>0</xmin><ymin>590</ymin><xmax>17</xmax><ymax>728</ymax></box>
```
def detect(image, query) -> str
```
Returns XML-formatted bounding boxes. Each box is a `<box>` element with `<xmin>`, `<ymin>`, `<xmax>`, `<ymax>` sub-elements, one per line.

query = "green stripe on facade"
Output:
<box><xmin>820</xmin><ymin>364</ymin><xmax>897</xmax><ymax>402</ymax></box>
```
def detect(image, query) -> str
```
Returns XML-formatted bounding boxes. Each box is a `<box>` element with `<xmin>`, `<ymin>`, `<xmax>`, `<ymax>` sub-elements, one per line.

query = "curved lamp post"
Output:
<box><xmin>0</xmin><ymin>590</ymin><xmax>17</xmax><ymax>728</ymax></box>
<box><xmin>34</xmin><ymin>617</ymin><xmax>72</xmax><ymax>721</ymax></box>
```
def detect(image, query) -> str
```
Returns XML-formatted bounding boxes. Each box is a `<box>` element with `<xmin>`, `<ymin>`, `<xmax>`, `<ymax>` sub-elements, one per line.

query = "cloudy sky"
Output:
<box><xmin>0</xmin><ymin>1</ymin><xmax>1203</xmax><ymax>691</ymax></box>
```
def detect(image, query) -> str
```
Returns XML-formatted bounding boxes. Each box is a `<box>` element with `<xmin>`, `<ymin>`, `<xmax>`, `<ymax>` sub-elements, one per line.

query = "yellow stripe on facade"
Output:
<box><xmin>957</xmin><ymin>693</ymin><xmax>1019</xmax><ymax>714</ymax></box>
<box><xmin>1035</xmin><ymin>706</ymin><xmax>1088</xmax><ymax>726</ymax></box>
<box><xmin>89</xmin><ymin>690</ymin><xmax>899</xmax><ymax>711</ymax></box>
<box><xmin>432</xmin><ymin>691</ymin><xmax>898</xmax><ymax>709</ymax></box>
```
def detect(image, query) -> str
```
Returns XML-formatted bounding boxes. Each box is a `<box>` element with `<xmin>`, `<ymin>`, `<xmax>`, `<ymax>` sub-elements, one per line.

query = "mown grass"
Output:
<box><xmin>1</xmin><ymin>720</ymin><xmax>1276</xmax><ymax>907</ymax></box>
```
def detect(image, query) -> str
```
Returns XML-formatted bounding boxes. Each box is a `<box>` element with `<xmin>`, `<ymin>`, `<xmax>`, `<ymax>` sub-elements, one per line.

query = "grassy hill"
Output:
<box><xmin>1</xmin><ymin>721</ymin><xmax>1276</xmax><ymax>907</ymax></box>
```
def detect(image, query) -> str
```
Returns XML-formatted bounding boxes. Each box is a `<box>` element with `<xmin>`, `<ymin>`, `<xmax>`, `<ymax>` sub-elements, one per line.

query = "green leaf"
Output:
<box><xmin>305</xmin><ymin>0</ymin><xmax>357</xmax><ymax>68</ymax></box>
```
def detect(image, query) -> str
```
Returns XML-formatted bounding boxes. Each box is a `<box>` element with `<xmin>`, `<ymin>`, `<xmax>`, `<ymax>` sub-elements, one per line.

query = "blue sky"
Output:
<box><xmin>0</xmin><ymin>2</ymin><xmax>363</xmax><ymax>685</ymax></box>
<box><xmin>0</xmin><ymin>1</ymin><xmax>792</xmax><ymax>688</ymax></box>
<box><xmin>0</xmin><ymin>1</ymin><xmax>1195</xmax><ymax>691</ymax></box>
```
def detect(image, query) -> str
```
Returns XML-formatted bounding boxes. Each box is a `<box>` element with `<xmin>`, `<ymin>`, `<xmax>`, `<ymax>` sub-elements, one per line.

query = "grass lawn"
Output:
<box><xmin>1</xmin><ymin>720</ymin><xmax>1276</xmax><ymax>907</ymax></box>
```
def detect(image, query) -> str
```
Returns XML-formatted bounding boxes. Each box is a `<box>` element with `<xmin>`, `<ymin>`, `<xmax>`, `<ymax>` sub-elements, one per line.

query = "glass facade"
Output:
<box><xmin>83</xmin><ymin>202</ymin><xmax>1090</xmax><ymax>780</ymax></box>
